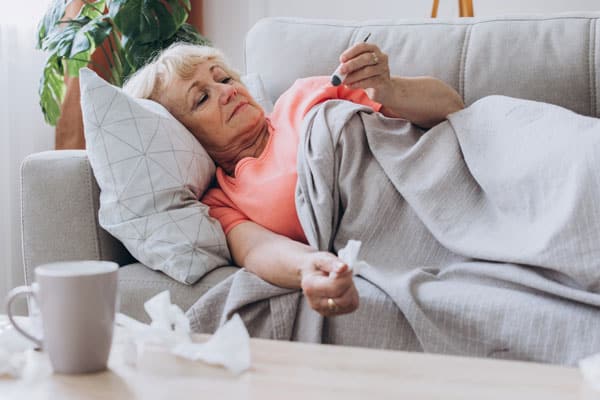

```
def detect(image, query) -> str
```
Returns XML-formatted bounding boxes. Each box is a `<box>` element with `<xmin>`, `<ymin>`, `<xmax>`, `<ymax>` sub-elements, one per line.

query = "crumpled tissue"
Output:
<box><xmin>579</xmin><ymin>352</ymin><xmax>600</xmax><ymax>391</ymax></box>
<box><xmin>0</xmin><ymin>318</ymin><xmax>38</xmax><ymax>378</ymax></box>
<box><xmin>338</xmin><ymin>239</ymin><xmax>369</xmax><ymax>276</ymax></box>
<box><xmin>115</xmin><ymin>290</ymin><xmax>251</xmax><ymax>375</ymax></box>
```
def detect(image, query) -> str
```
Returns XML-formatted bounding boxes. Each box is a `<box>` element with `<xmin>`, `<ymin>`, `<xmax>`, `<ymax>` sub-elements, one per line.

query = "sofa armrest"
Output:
<box><xmin>21</xmin><ymin>150</ymin><xmax>134</xmax><ymax>284</ymax></box>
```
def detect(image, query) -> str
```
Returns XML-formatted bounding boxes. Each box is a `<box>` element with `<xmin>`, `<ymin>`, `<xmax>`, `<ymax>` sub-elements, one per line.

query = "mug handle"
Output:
<box><xmin>5</xmin><ymin>285</ymin><xmax>43</xmax><ymax>348</ymax></box>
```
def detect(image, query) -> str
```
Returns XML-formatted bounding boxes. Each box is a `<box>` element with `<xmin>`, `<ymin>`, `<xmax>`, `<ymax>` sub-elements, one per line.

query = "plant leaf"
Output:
<box><xmin>122</xmin><ymin>23</ymin><xmax>209</xmax><ymax>80</ymax></box>
<box><xmin>70</xmin><ymin>17</ymin><xmax>112</xmax><ymax>56</ymax></box>
<box><xmin>77</xmin><ymin>0</ymin><xmax>106</xmax><ymax>19</ymax></box>
<box><xmin>70</xmin><ymin>22</ymin><xmax>92</xmax><ymax>55</ymax></box>
<box><xmin>85</xmin><ymin>18</ymin><xmax>113</xmax><ymax>47</ymax></box>
<box><xmin>37</xmin><ymin>0</ymin><xmax>70</xmax><ymax>48</ymax></box>
<box><xmin>109</xmin><ymin>0</ymin><xmax>190</xmax><ymax>44</ymax></box>
<box><xmin>171</xmin><ymin>23</ymin><xmax>210</xmax><ymax>46</ymax></box>
<box><xmin>65</xmin><ymin>46</ymin><xmax>93</xmax><ymax>76</ymax></box>
<box><xmin>42</xmin><ymin>22</ymin><xmax>79</xmax><ymax>56</ymax></box>
<box><xmin>39</xmin><ymin>54</ymin><xmax>67</xmax><ymax>126</ymax></box>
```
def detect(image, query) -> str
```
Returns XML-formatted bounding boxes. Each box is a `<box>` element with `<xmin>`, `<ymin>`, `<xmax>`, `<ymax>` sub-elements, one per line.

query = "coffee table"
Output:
<box><xmin>0</xmin><ymin>324</ymin><xmax>596</xmax><ymax>400</ymax></box>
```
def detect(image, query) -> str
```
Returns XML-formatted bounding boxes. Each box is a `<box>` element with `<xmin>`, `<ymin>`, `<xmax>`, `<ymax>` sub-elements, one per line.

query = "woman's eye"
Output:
<box><xmin>221</xmin><ymin>77</ymin><xmax>233</xmax><ymax>84</ymax></box>
<box><xmin>195</xmin><ymin>94</ymin><xmax>208</xmax><ymax>108</ymax></box>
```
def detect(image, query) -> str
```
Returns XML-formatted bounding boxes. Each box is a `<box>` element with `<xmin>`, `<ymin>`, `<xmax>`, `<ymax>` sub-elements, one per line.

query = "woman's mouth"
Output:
<box><xmin>229</xmin><ymin>102</ymin><xmax>249</xmax><ymax>120</ymax></box>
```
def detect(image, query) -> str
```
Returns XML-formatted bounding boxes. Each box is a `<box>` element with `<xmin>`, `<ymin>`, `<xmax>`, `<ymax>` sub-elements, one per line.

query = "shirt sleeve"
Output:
<box><xmin>272</xmin><ymin>76</ymin><xmax>382</xmax><ymax>129</ymax></box>
<box><xmin>201</xmin><ymin>187</ymin><xmax>250</xmax><ymax>235</ymax></box>
<box><xmin>334</xmin><ymin>81</ymin><xmax>383</xmax><ymax>111</ymax></box>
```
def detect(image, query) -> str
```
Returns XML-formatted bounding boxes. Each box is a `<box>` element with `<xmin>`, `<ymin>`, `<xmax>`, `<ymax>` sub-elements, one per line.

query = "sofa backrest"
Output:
<box><xmin>245</xmin><ymin>14</ymin><xmax>600</xmax><ymax>118</ymax></box>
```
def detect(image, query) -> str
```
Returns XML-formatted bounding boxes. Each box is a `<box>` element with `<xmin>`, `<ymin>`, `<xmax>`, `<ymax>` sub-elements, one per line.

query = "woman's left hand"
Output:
<box><xmin>338</xmin><ymin>42</ymin><xmax>465</xmax><ymax>128</ymax></box>
<box><xmin>338</xmin><ymin>42</ymin><xmax>393</xmax><ymax>105</ymax></box>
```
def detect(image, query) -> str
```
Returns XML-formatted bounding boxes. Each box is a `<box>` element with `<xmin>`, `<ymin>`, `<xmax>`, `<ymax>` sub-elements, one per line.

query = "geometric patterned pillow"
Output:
<box><xmin>79</xmin><ymin>68</ymin><xmax>231</xmax><ymax>285</ymax></box>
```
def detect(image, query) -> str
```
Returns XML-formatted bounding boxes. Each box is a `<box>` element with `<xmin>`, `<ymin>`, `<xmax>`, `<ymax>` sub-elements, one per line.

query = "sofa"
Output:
<box><xmin>21</xmin><ymin>14</ymin><xmax>600</xmax><ymax>324</ymax></box>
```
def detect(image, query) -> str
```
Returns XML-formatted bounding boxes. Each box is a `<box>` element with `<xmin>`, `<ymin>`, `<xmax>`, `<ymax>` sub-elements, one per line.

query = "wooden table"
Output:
<box><xmin>1</xmin><ymin>331</ymin><xmax>599</xmax><ymax>400</ymax></box>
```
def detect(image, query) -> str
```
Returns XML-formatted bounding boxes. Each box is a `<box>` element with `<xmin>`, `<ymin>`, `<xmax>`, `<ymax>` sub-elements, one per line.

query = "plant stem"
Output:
<box><xmin>107</xmin><ymin>31</ymin><xmax>125</xmax><ymax>86</ymax></box>
<box><xmin>96</xmin><ymin>39</ymin><xmax>118</xmax><ymax>83</ymax></box>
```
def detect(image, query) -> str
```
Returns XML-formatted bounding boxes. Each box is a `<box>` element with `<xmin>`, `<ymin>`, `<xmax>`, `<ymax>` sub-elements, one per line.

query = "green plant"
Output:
<box><xmin>37</xmin><ymin>0</ymin><xmax>209</xmax><ymax>125</ymax></box>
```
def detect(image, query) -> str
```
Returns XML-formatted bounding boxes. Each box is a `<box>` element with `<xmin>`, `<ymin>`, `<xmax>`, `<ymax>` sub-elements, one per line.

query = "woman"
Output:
<box><xmin>123</xmin><ymin>42</ymin><xmax>464</xmax><ymax>317</ymax></box>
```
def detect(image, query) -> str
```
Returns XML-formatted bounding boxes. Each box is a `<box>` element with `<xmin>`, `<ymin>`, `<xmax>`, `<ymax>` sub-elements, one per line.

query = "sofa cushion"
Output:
<box><xmin>241</xmin><ymin>72</ymin><xmax>274</xmax><ymax>113</ymax></box>
<box><xmin>245</xmin><ymin>15</ymin><xmax>600</xmax><ymax>118</ymax></box>
<box><xmin>118</xmin><ymin>263</ymin><xmax>238</xmax><ymax>323</ymax></box>
<box><xmin>80</xmin><ymin>68</ymin><xmax>231</xmax><ymax>285</ymax></box>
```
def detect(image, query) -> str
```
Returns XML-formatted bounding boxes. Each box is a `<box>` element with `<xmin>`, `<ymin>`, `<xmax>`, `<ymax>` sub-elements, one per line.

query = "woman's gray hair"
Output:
<box><xmin>123</xmin><ymin>42</ymin><xmax>240</xmax><ymax>100</ymax></box>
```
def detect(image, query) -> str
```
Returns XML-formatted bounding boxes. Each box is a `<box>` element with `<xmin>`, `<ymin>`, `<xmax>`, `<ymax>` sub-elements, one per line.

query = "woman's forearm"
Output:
<box><xmin>226</xmin><ymin>221</ymin><xmax>315</xmax><ymax>289</ymax></box>
<box><xmin>227</xmin><ymin>221</ymin><xmax>359</xmax><ymax>316</ymax></box>
<box><xmin>379</xmin><ymin>76</ymin><xmax>464</xmax><ymax>128</ymax></box>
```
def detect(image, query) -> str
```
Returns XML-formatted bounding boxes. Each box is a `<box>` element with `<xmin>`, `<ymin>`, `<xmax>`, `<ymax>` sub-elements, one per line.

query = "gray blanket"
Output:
<box><xmin>187</xmin><ymin>95</ymin><xmax>600</xmax><ymax>365</ymax></box>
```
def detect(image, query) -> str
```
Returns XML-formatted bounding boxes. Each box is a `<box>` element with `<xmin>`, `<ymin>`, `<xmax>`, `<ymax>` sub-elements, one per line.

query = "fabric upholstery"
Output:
<box><xmin>20</xmin><ymin>150</ymin><xmax>135</xmax><ymax>285</ymax></box>
<box><xmin>241</xmin><ymin>72</ymin><xmax>274</xmax><ymax>113</ymax></box>
<box><xmin>245</xmin><ymin>14</ymin><xmax>600</xmax><ymax>118</ymax></box>
<box><xmin>118</xmin><ymin>263</ymin><xmax>238</xmax><ymax>323</ymax></box>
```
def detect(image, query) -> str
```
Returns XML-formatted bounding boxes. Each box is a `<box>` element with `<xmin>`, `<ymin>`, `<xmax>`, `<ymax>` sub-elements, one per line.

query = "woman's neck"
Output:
<box><xmin>218</xmin><ymin>119</ymin><xmax>270</xmax><ymax>177</ymax></box>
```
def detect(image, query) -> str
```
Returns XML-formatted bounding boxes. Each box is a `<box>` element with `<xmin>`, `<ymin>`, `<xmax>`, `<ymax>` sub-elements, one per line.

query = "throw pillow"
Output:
<box><xmin>79</xmin><ymin>68</ymin><xmax>231</xmax><ymax>285</ymax></box>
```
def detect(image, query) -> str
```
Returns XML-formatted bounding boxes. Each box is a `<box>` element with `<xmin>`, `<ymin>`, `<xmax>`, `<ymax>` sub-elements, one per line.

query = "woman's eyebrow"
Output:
<box><xmin>186</xmin><ymin>81</ymin><xmax>202</xmax><ymax>109</ymax></box>
<box><xmin>187</xmin><ymin>65</ymin><xmax>223</xmax><ymax>96</ymax></box>
<box><xmin>187</xmin><ymin>81</ymin><xmax>200</xmax><ymax>95</ymax></box>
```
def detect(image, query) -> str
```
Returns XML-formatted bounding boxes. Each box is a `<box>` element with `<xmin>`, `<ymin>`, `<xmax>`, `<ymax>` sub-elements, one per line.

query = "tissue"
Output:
<box><xmin>0</xmin><ymin>318</ymin><xmax>37</xmax><ymax>378</ymax></box>
<box><xmin>579</xmin><ymin>352</ymin><xmax>600</xmax><ymax>391</ymax></box>
<box><xmin>338</xmin><ymin>240</ymin><xmax>369</xmax><ymax>276</ymax></box>
<box><xmin>172</xmin><ymin>314</ymin><xmax>250</xmax><ymax>375</ymax></box>
<box><xmin>115</xmin><ymin>291</ymin><xmax>251</xmax><ymax>375</ymax></box>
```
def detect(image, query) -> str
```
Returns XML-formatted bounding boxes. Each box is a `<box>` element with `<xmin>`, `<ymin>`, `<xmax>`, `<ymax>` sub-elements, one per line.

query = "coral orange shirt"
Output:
<box><xmin>201</xmin><ymin>76</ymin><xmax>381</xmax><ymax>243</ymax></box>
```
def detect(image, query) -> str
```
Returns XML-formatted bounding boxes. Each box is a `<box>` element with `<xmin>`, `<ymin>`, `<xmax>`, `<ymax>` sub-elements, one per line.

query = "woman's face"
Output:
<box><xmin>158</xmin><ymin>61</ymin><xmax>265</xmax><ymax>160</ymax></box>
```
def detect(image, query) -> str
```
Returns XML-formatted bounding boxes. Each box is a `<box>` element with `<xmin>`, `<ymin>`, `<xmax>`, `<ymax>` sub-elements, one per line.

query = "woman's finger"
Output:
<box><xmin>319</xmin><ymin>282</ymin><xmax>359</xmax><ymax>316</ymax></box>
<box><xmin>344</xmin><ymin>65</ymin><xmax>385</xmax><ymax>87</ymax></box>
<box><xmin>302</xmin><ymin>257</ymin><xmax>354</xmax><ymax>296</ymax></box>
<box><xmin>313</xmin><ymin>254</ymin><xmax>348</xmax><ymax>275</ymax></box>
<box><xmin>303</xmin><ymin>271</ymin><xmax>353</xmax><ymax>299</ymax></box>
<box><xmin>340</xmin><ymin>42</ymin><xmax>381</xmax><ymax>63</ymax></box>
<box><xmin>340</xmin><ymin>51</ymin><xmax>382</xmax><ymax>77</ymax></box>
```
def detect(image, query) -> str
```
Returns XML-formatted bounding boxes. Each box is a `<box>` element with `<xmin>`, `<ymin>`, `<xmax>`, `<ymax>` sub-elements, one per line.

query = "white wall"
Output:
<box><xmin>0</xmin><ymin>3</ymin><xmax>55</xmax><ymax>314</ymax></box>
<box><xmin>203</xmin><ymin>0</ymin><xmax>600</xmax><ymax>71</ymax></box>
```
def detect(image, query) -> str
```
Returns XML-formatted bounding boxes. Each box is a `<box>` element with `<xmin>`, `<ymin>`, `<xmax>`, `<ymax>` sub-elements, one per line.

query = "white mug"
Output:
<box><xmin>5</xmin><ymin>261</ymin><xmax>118</xmax><ymax>374</ymax></box>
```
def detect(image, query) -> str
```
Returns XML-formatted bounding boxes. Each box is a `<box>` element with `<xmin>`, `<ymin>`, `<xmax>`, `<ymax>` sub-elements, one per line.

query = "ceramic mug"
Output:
<box><xmin>5</xmin><ymin>261</ymin><xmax>118</xmax><ymax>374</ymax></box>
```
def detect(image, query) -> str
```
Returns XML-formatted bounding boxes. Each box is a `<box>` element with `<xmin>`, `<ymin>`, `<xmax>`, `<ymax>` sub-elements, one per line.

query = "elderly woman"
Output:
<box><xmin>124</xmin><ymin>42</ymin><xmax>464</xmax><ymax>317</ymax></box>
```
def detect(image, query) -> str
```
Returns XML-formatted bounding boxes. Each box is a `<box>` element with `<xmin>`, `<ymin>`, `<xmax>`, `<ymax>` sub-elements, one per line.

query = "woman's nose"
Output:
<box><xmin>219</xmin><ymin>84</ymin><xmax>237</xmax><ymax>105</ymax></box>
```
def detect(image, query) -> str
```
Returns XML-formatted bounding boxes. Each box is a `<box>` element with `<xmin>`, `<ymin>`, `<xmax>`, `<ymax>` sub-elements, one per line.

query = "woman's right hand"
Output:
<box><xmin>300</xmin><ymin>252</ymin><xmax>359</xmax><ymax>316</ymax></box>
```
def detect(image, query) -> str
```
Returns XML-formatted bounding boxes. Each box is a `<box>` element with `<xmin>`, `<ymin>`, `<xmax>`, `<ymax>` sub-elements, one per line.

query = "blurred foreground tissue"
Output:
<box><xmin>116</xmin><ymin>291</ymin><xmax>251</xmax><ymax>375</ymax></box>
<box><xmin>0</xmin><ymin>318</ymin><xmax>37</xmax><ymax>378</ymax></box>
<box><xmin>580</xmin><ymin>352</ymin><xmax>600</xmax><ymax>391</ymax></box>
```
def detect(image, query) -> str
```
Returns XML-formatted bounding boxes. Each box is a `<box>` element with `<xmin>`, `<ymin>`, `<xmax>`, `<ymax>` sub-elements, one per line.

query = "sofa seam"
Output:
<box><xmin>459</xmin><ymin>24</ymin><xmax>472</xmax><ymax>102</ymax></box>
<box><xmin>19</xmin><ymin>158</ymin><xmax>30</xmax><ymax>285</ymax></box>
<box><xmin>592</xmin><ymin>19</ymin><xmax>598</xmax><ymax>117</ymax></box>
<box><xmin>266</xmin><ymin>15</ymin><xmax>599</xmax><ymax>30</ymax></box>
<box><xmin>83</xmin><ymin>156</ymin><xmax>102</xmax><ymax>260</ymax></box>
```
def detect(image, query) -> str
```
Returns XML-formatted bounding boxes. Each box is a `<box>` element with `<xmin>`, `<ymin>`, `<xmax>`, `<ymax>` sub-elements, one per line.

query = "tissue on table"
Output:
<box><xmin>0</xmin><ymin>318</ymin><xmax>37</xmax><ymax>378</ymax></box>
<box><xmin>338</xmin><ymin>239</ymin><xmax>369</xmax><ymax>276</ymax></box>
<box><xmin>579</xmin><ymin>352</ymin><xmax>600</xmax><ymax>391</ymax></box>
<box><xmin>172</xmin><ymin>314</ymin><xmax>250</xmax><ymax>375</ymax></box>
<box><xmin>116</xmin><ymin>290</ymin><xmax>251</xmax><ymax>375</ymax></box>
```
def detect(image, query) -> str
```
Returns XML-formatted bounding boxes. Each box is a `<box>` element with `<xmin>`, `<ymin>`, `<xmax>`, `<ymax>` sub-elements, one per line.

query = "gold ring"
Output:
<box><xmin>327</xmin><ymin>298</ymin><xmax>338</xmax><ymax>312</ymax></box>
<box><xmin>371</xmin><ymin>52</ymin><xmax>379</xmax><ymax>65</ymax></box>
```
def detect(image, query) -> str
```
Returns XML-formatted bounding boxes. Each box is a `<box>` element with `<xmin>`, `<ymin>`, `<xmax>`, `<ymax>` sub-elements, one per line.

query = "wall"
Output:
<box><xmin>0</xmin><ymin>3</ymin><xmax>55</xmax><ymax>314</ymax></box>
<box><xmin>203</xmin><ymin>0</ymin><xmax>600</xmax><ymax>71</ymax></box>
